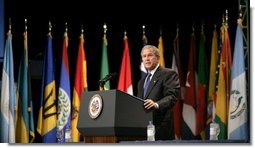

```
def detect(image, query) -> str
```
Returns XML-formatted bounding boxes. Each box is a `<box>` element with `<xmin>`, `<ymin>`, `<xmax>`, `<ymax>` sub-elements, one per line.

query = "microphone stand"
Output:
<box><xmin>99</xmin><ymin>81</ymin><xmax>105</xmax><ymax>91</ymax></box>
<box><xmin>98</xmin><ymin>72</ymin><xmax>116</xmax><ymax>90</ymax></box>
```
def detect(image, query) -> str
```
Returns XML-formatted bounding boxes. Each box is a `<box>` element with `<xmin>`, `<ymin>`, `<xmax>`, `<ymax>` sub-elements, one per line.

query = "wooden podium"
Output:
<box><xmin>77</xmin><ymin>90</ymin><xmax>152</xmax><ymax>143</ymax></box>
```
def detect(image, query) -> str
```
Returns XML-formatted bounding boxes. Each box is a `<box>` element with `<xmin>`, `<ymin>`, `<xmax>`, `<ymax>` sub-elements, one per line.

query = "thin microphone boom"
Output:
<box><xmin>98</xmin><ymin>72</ymin><xmax>117</xmax><ymax>84</ymax></box>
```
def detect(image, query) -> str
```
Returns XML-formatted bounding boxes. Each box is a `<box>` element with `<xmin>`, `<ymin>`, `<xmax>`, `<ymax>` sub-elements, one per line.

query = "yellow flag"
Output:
<box><xmin>158</xmin><ymin>35</ymin><xmax>165</xmax><ymax>67</ymax></box>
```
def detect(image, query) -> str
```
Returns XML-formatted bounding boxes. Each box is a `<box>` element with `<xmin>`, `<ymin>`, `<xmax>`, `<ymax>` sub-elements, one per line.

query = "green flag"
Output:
<box><xmin>100</xmin><ymin>34</ymin><xmax>110</xmax><ymax>90</ymax></box>
<box><xmin>196</xmin><ymin>28</ymin><xmax>208</xmax><ymax>140</ymax></box>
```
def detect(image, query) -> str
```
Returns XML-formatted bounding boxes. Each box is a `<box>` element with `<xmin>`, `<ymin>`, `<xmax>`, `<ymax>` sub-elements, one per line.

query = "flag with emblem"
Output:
<box><xmin>228</xmin><ymin>20</ymin><xmax>248</xmax><ymax>141</ymax></box>
<box><xmin>57</xmin><ymin>30</ymin><xmax>71</xmax><ymax>142</ymax></box>
<box><xmin>37</xmin><ymin>32</ymin><xmax>57</xmax><ymax>143</ymax></box>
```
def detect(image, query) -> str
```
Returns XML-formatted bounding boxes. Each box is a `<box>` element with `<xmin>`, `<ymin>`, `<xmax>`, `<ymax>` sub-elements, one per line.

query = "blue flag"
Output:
<box><xmin>0</xmin><ymin>31</ymin><xmax>16</xmax><ymax>143</ymax></box>
<box><xmin>37</xmin><ymin>33</ymin><xmax>57</xmax><ymax>143</ymax></box>
<box><xmin>57</xmin><ymin>31</ymin><xmax>71</xmax><ymax>142</ymax></box>
<box><xmin>228</xmin><ymin>22</ymin><xmax>248</xmax><ymax>141</ymax></box>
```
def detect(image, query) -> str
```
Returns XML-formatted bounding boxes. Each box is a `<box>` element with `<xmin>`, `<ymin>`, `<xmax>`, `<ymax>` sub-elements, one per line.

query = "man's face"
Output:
<box><xmin>141</xmin><ymin>48</ymin><xmax>159</xmax><ymax>71</ymax></box>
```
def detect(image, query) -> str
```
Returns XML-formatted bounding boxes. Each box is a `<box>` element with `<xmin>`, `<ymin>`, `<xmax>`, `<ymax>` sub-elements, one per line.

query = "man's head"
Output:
<box><xmin>141</xmin><ymin>45</ymin><xmax>160</xmax><ymax>71</ymax></box>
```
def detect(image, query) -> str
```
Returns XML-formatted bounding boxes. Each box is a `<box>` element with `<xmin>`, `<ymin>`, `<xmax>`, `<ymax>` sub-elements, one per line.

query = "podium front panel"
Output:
<box><xmin>77</xmin><ymin>90</ymin><xmax>152</xmax><ymax>137</ymax></box>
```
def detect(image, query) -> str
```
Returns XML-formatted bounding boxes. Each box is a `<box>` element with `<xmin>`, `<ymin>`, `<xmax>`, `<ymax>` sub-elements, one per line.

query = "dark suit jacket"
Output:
<box><xmin>137</xmin><ymin>66</ymin><xmax>180</xmax><ymax>140</ymax></box>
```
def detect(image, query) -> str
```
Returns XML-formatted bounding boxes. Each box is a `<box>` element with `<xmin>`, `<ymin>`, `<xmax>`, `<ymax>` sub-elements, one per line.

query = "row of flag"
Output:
<box><xmin>0</xmin><ymin>17</ymin><xmax>248</xmax><ymax>143</ymax></box>
<box><xmin>169</xmin><ymin>19</ymin><xmax>248</xmax><ymax>141</ymax></box>
<box><xmin>0</xmin><ymin>24</ymin><xmax>133</xmax><ymax>143</ymax></box>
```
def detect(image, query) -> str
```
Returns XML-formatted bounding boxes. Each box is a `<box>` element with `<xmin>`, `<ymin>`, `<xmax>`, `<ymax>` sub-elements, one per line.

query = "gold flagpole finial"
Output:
<box><xmin>8</xmin><ymin>18</ymin><xmax>11</xmax><ymax>34</ymax></box>
<box><xmin>124</xmin><ymin>30</ymin><xmax>127</xmax><ymax>39</ymax></box>
<box><xmin>142</xmin><ymin>25</ymin><xmax>146</xmax><ymax>35</ymax></box>
<box><xmin>25</xmin><ymin>18</ymin><xmax>27</xmax><ymax>31</ymax></box>
<box><xmin>222</xmin><ymin>14</ymin><xmax>225</xmax><ymax>25</ymax></box>
<box><xmin>237</xmin><ymin>5</ymin><xmax>243</xmax><ymax>27</ymax></box>
<box><xmin>65</xmin><ymin>22</ymin><xmax>68</xmax><ymax>32</ymax></box>
<box><xmin>239</xmin><ymin>5</ymin><xmax>242</xmax><ymax>18</ymax></box>
<box><xmin>103</xmin><ymin>23</ymin><xmax>107</xmax><ymax>34</ymax></box>
<box><xmin>225</xmin><ymin>9</ymin><xmax>228</xmax><ymax>26</ymax></box>
<box><xmin>49</xmin><ymin>20</ymin><xmax>52</xmax><ymax>33</ymax></box>
<box><xmin>81</xmin><ymin>24</ymin><xmax>84</xmax><ymax>34</ymax></box>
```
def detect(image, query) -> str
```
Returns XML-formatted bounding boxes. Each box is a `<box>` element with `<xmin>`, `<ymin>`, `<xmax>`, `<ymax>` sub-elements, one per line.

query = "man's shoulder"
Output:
<box><xmin>158</xmin><ymin>67</ymin><xmax>176</xmax><ymax>74</ymax></box>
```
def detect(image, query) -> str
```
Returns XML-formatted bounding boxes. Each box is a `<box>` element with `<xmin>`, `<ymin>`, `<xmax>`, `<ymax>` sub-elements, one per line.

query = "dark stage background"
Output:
<box><xmin>3</xmin><ymin>0</ymin><xmax>241</xmax><ymax>142</ymax></box>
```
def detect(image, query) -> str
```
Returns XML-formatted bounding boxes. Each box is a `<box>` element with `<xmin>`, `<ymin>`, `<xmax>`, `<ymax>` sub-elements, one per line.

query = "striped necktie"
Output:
<box><xmin>143</xmin><ymin>73</ymin><xmax>152</xmax><ymax>97</ymax></box>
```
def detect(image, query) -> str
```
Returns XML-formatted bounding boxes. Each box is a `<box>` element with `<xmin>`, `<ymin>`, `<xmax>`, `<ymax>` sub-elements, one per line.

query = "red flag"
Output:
<box><xmin>117</xmin><ymin>34</ymin><xmax>133</xmax><ymax>95</ymax></box>
<box><xmin>172</xmin><ymin>28</ymin><xmax>184</xmax><ymax>139</ymax></box>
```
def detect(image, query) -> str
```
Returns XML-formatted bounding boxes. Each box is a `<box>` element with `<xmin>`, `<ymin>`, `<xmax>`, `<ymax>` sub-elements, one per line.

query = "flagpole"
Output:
<box><xmin>142</xmin><ymin>25</ymin><xmax>145</xmax><ymax>36</ymax></box>
<box><xmin>213</xmin><ymin>23</ymin><xmax>219</xmax><ymax>123</ymax></box>
<box><xmin>225</xmin><ymin>9</ymin><xmax>230</xmax><ymax>108</ymax></box>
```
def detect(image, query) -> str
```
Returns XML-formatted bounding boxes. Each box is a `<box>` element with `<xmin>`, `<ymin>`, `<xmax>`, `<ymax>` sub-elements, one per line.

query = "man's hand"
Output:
<box><xmin>144</xmin><ymin>99</ymin><xmax>159</xmax><ymax>109</ymax></box>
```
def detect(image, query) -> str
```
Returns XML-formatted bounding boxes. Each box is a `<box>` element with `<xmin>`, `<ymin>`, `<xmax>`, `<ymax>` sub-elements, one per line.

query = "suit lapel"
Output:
<box><xmin>139</xmin><ymin>77</ymin><xmax>146</xmax><ymax>98</ymax></box>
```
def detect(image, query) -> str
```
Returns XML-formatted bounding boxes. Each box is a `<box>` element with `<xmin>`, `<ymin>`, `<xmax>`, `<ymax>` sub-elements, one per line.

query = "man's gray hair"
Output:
<box><xmin>141</xmin><ymin>45</ymin><xmax>160</xmax><ymax>57</ymax></box>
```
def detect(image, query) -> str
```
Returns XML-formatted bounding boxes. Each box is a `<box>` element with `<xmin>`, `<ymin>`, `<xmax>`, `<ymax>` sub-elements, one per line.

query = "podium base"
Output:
<box><xmin>84</xmin><ymin>136</ymin><xmax>146</xmax><ymax>143</ymax></box>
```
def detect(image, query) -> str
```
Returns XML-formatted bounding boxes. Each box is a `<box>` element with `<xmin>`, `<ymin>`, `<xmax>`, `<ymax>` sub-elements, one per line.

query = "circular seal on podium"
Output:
<box><xmin>88</xmin><ymin>94</ymin><xmax>103</xmax><ymax>119</ymax></box>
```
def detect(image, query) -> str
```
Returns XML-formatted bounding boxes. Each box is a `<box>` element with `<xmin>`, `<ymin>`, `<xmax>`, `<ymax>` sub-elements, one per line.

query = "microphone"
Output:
<box><xmin>98</xmin><ymin>72</ymin><xmax>117</xmax><ymax>84</ymax></box>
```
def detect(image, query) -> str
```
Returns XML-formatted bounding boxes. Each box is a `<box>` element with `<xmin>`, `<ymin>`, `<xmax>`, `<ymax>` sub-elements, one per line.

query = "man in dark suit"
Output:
<box><xmin>137</xmin><ymin>45</ymin><xmax>180</xmax><ymax>140</ymax></box>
